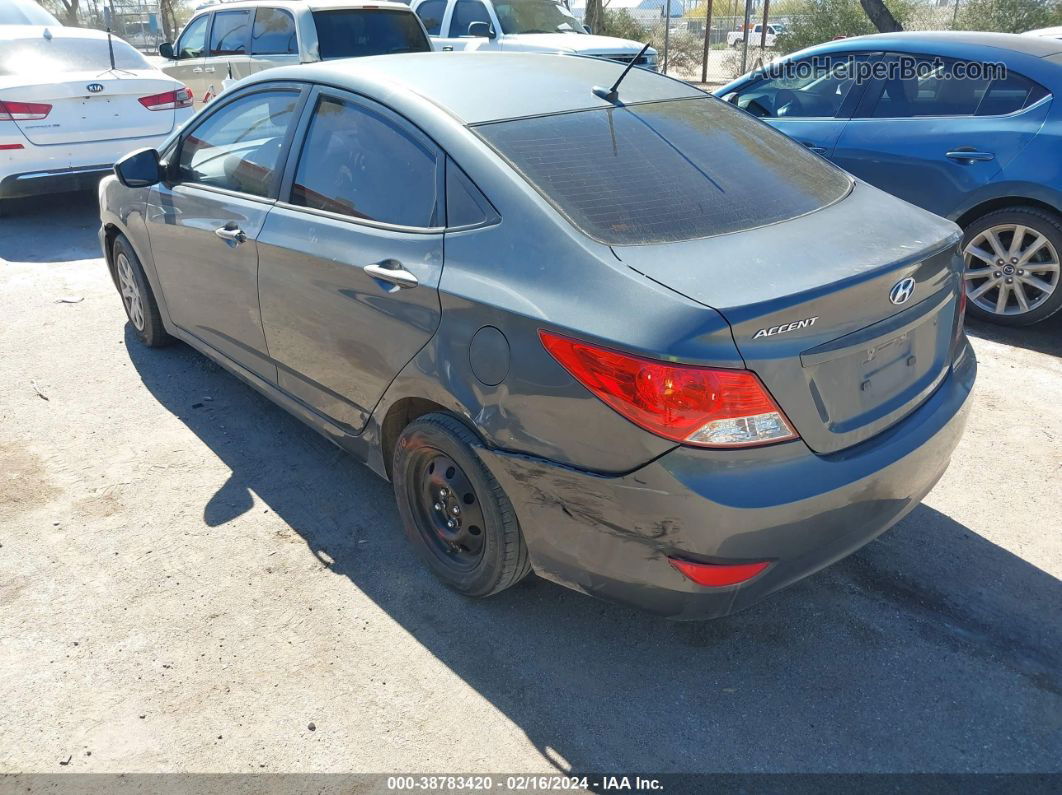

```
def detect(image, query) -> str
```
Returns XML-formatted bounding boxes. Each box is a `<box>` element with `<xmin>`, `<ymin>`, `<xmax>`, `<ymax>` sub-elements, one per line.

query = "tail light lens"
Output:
<box><xmin>668</xmin><ymin>557</ymin><xmax>771</xmax><ymax>587</ymax></box>
<box><xmin>138</xmin><ymin>87</ymin><xmax>193</xmax><ymax>111</ymax></box>
<box><xmin>0</xmin><ymin>100</ymin><xmax>52</xmax><ymax>121</ymax></box>
<box><xmin>539</xmin><ymin>330</ymin><xmax>798</xmax><ymax>448</ymax></box>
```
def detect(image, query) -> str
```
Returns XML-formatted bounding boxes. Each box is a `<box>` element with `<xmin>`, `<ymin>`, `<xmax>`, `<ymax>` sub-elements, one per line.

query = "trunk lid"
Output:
<box><xmin>612</xmin><ymin>183</ymin><xmax>965</xmax><ymax>454</ymax></box>
<box><xmin>1</xmin><ymin>71</ymin><xmax>178</xmax><ymax>145</ymax></box>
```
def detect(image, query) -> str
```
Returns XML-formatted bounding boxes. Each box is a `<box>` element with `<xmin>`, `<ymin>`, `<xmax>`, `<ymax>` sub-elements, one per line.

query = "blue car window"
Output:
<box><xmin>475</xmin><ymin>97</ymin><xmax>851</xmax><ymax>245</ymax></box>
<box><xmin>736</xmin><ymin>54</ymin><xmax>873</xmax><ymax>119</ymax></box>
<box><xmin>975</xmin><ymin>73</ymin><xmax>1049</xmax><ymax>116</ymax></box>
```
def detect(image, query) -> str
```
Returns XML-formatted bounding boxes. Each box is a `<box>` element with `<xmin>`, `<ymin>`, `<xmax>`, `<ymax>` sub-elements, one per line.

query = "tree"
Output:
<box><xmin>55</xmin><ymin>0</ymin><xmax>80</xmax><ymax>25</ymax></box>
<box><xmin>956</xmin><ymin>0</ymin><xmax>1062</xmax><ymax>33</ymax></box>
<box><xmin>859</xmin><ymin>0</ymin><xmax>903</xmax><ymax>31</ymax></box>
<box><xmin>585</xmin><ymin>0</ymin><xmax>604</xmax><ymax>34</ymax></box>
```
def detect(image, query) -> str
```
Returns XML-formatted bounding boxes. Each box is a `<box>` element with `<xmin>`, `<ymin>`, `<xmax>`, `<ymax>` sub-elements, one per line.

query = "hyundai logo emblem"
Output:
<box><xmin>889</xmin><ymin>277</ymin><xmax>916</xmax><ymax>306</ymax></box>
<box><xmin>86</xmin><ymin>83</ymin><xmax>104</xmax><ymax>93</ymax></box>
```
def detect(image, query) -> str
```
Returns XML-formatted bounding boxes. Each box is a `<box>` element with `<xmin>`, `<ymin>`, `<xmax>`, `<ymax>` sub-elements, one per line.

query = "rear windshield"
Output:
<box><xmin>312</xmin><ymin>10</ymin><xmax>430</xmax><ymax>59</ymax></box>
<box><xmin>474</xmin><ymin>97</ymin><xmax>852</xmax><ymax>245</ymax></box>
<box><xmin>0</xmin><ymin>37</ymin><xmax>150</xmax><ymax>76</ymax></box>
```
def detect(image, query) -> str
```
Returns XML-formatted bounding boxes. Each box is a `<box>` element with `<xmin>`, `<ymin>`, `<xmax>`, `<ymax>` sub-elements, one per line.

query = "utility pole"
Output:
<box><xmin>759</xmin><ymin>0</ymin><xmax>770</xmax><ymax>48</ymax></box>
<box><xmin>663</xmin><ymin>0</ymin><xmax>672</xmax><ymax>74</ymax></box>
<box><xmin>700</xmin><ymin>0</ymin><xmax>714</xmax><ymax>84</ymax></box>
<box><xmin>740</xmin><ymin>0</ymin><xmax>752</xmax><ymax>74</ymax></box>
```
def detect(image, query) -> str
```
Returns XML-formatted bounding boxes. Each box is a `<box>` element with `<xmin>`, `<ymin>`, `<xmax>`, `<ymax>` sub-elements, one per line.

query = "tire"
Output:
<box><xmin>392</xmin><ymin>413</ymin><xmax>531</xmax><ymax>598</ymax></box>
<box><xmin>112</xmin><ymin>234</ymin><xmax>175</xmax><ymax>347</ymax></box>
<box><xmin>962</xmin><ymin>206</ymin><xmax>1062</xmax><ymax>326</ymax></box>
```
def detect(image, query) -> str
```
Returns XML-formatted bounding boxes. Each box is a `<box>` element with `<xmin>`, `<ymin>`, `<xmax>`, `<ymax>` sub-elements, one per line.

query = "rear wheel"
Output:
<box><xmin>962</xmin><ymin>206</ymin><xmax>1062</xmax><ymax>326</ymax></box>
<box><xmin>112</xmin><ymin>234</ymin><xmax>174</xmax><ymax>347</ymax></box>
<box><xmin>392</xmin><ymin>413</ymin><xmax>530</xmax><ymax>597</ymax></box>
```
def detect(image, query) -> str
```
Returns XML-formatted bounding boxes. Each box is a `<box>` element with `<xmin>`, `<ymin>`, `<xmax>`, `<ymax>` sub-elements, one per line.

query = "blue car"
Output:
<box><xmin>717</xmin><ymin>32</ymin><xmax>1062</xmax><ymax>326</ymax></box>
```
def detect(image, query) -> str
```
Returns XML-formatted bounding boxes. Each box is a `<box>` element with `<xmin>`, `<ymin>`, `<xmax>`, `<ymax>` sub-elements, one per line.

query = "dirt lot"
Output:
<box><xmin>1</xmin><ymin>192</ymin><xmax>1060</xmax><ymax>774</ymax></box>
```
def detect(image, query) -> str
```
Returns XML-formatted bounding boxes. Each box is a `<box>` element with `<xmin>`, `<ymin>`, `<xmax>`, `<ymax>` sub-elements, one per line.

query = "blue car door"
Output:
<box><xmin>724</xmin><ymin>52</ymin><xmax>880</xmax><ymax>157</ymax></box>
<box><xmin>832</xmin><ymin>54</ymin><xmax>1052</xmax><ymax>219</ymax></box>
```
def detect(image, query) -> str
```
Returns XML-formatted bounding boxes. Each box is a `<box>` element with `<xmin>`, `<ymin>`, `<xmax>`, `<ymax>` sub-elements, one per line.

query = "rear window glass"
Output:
<box><xmin>312</xmin><ymin>10</ymin><xmax>430</xmax><ymax>59</ymax></box>
<box><xmin>0</xmin><ymin>37</ymin><xmax>149</xmax><ymax>76</ymax></box>
<box><xmin>474</xmin><ymin>97</ymin><xmax>851</xmax><ymax>245</ymax></box>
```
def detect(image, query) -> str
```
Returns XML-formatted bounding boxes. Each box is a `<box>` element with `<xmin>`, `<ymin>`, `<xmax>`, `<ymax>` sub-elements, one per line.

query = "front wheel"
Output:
<box><xmin>112</xmin><ymin>234</ymin><xmax>175</xmax><ymax>347</ymax></box>
<box><xmin>392</xmin><ymin>413</ymin><xmax>531</xmax><ymax>598</ymax></box>
<box><xmin>962</xmin><ymin>206</ymin><xmax>1062</xmax><ymax>326</ymax></box>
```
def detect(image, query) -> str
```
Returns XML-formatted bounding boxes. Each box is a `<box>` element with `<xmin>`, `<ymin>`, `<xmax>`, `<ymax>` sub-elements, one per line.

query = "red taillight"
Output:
<box><xmin>668</xmin><ymin>557</ymin><xmax>771</xmax><ymax>587</ymax></box>
<box><xmin>0</xmin><ymin>143</ymin><xmax>24</xmax><ymax>150</ymax></box>
<box><xmin>538</xmin><ymin>330</ymin><xmax>798</xmax><ymax>448</ymax></box>
<box><xmin>0</xmin><ymin>100</ymin><xmax>52</xmax><ymax>121</ymax></box>
<box><xmin>138</xmin><ymin>87</ymin><xmax>193</xmax><ymax>111</ymax></box>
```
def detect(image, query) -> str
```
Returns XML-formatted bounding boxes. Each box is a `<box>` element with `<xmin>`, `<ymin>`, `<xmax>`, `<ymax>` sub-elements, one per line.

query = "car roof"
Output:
<box><xmin>812</xmin><ymin>30</ymin><xmax>1062</xmax><ymax>58</ymax></box>
<box><xmin>192</xmin><ymin>0</ymin><xmax>411</xmax><ymax>12</ymax></box>
<box><xmin>251</xmin><ymin>52</ymin><xmax>704</xmax><ymax>125</ymax></box>
<box><xmin>0</xmin><ymin>24</ymin><xmax>128</xmax><ymax>41</ymax></box>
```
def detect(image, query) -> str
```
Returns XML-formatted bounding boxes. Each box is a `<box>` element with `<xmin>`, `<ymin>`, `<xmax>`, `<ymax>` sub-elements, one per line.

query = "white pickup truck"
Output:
<box><xmin>727</xmin><ymin>23</ymin><xmax>782</xmax><ymax>48</ymax></box>
<box><xmin>410</xmin><ymin>0</ymin><xmax>657</xmax><ymax>70</ymax></box>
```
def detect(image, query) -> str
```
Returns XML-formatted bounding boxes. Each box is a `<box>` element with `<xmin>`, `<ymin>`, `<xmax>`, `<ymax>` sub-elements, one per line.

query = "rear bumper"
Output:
<box><xmin>477</xmin><ymin>343</ymin><xmax>976</xmax><ymax>620</ymax></box>
<box><xmin>0</xmin><ymin>164</ymin><xmax>112</xmax><ymax>199</ymax></box>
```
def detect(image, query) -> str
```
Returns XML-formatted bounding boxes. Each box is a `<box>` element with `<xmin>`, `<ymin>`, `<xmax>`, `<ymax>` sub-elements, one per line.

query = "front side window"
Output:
<box><xmin>475</xmin><ymin>97</ymin><xmax>851</xmax><ymax>245</ymax></box>
<box><xmin>251</xmin><ymin>8</ymin><xmax>297</xmax><ymax>55</ymax></box>
<box><xmin>210</xmin><ymin>10</ymin><xmax>251</xmax><ymax>56</ymax></box>
<box><xmin>312</xmin><ymin>10</ymin><xmax>430</xmax><ymax>58</ymax></box>
<box><xmin>415</xmin><ymin>0</ymin><xmax>447</xmax><ymax>35</ymax></box>
<box><xmin>177</xmin><ymin>90</ymin><xmax>299</xmax><ymax>197</ymax></box>
<box><xmin>449</xmin><ymin>0</ymin><xmax>491</xmax><ymax>36</ymax></box>
<box><xmin>736</xmin><ymin>54</ymin><xmax>872</xmax><ymax>119</ymax></box>
<box><xmin>493</xmin><ymin>0</ymin><xmax>583</xmax><ymax>34</ymax></box>
<box><xmin>176</xmin><ymin>14</ymin><xmax>209</xmax><ymax>59</ymax></box>
<box><xmin>291</xmin><ymin>96</ymin><xmax>439</xmax><ymax>227</ymax></box>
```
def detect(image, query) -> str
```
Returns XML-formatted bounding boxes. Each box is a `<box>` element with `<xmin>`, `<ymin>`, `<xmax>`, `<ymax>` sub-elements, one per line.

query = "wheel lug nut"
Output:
<box><xmin>1017</xmin><ymin>269</ymin><xmax>1024</xmax><ymax>276</ymax></box>
<box><xmin>1005</xmin><ymin>277</ymin><xmax>1013</xmax><ymax>283</ymax></box>
<box><xmin>994</xmin><ymin>271</ymin><xmax>1001</xmax><ymax>277</ymax></box>
<box><xmin>447</xmin><ymin>520</ymin><xmax>456</xmax><ymax>529</ymax></box>
<box><xmin>451</xmin><ymin>506</ymin><xmax>460</xmax><ymax>515</ymax></box>
<box><xmin>997</xmin><ymin>259</ymin><xmax>1004</xmax><ymax>265</ymax></box>
<box><xmin>1011</xmin><ymin>258</ymin><xmax>1018</xmax><ymax>264</ymax></box>
<box><xmin>433</xmin><ymin>502</ymin><xmax>442</xmax><ymax>511</ymax></box>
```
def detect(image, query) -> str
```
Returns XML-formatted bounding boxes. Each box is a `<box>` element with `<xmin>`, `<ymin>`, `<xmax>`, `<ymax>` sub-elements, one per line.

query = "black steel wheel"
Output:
<box><xmin>393</xmin><ymin>413</ymin><xmax>531</xmax><ymax>597</ymax></box>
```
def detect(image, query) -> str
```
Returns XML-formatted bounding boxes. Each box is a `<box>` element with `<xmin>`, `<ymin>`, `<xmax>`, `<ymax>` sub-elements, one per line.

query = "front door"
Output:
<box><xmin>833</xmin><ymin>54</ymin><xmax>1051</xmax><ymax>219</ymax></box>
<box><xmin>146</xmin><ymin>87</ymin><xmax>304</xmax><ymax>380</ymax></box>
<box><xmin>435</xmin><ymin>0</ymin><xmax>502</xmax><ymax>52</ymax></box>
<box><xmin>164</xmin><ymin>12</ymin><xmax>211</xmax><ymax>102</ymax></box>
<box><xmin>257</xmin><ymin>89</ymin><xmax>445</xmax><ymax>434</ymax></box>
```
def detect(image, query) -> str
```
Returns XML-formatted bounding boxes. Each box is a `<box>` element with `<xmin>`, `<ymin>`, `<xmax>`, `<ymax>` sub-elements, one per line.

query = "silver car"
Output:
<box><xmin>158</xmin><ymin>0</ymin><xmax>432</xmax><ymax>106</ymax></box>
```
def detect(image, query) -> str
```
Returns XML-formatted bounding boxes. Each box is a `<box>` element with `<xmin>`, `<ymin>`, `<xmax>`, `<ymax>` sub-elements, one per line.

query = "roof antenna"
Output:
<box><xmin>105</xmin><ymin>0</ymin><xmax>117</xmax><ymax>71</ymax></box>
<box><xmin>592</xmin><ymin>41</ymin><xmax>652</xmax><ymax>103</ymax></box>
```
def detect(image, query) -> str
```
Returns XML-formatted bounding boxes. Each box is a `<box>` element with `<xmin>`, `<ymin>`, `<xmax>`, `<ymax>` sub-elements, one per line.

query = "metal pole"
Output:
<box><xmin>700</xmin><ymin>0</ymin><xmax>714</xmax><ymax>84</ymax></box>
<box><xmin>663</xmin><ymin>0</ymin><xmax>672</xmax><ymax>74</ymax></box>
<box><xmin>759</xmin><ymin>0</ymin><xmax>770</xmax><ymax>49</ymax></box>
<box><xmin>740</xmin><ymin>0</ymin><xmax>752</xmax><ymax>74</ymax></box>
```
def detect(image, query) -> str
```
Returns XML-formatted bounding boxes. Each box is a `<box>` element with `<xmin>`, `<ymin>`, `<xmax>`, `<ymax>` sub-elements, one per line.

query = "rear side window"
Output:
<box><xmin>210</xmin><ymin>9</ymin><xmax>251</xmax><ymax>56</ymax></box>
<box><xmin>251</xmin><ymin>8</ymin><xmax>297</xmax><ymax>55</ymax></box>
<box><xmin>474</xmin><ymin>97</ymin><xmax>851</xmax><ymax>245</ymax></box>
<box><xmin>312</xmin><ymin>10</ymin><xmax>430</xmax><ymax>58</ymax></box>
<box><xmin>290</xmin><ymin>96</ymin><xmax>440</xmax><ymax>227</ymax></box>
<box><xmin>975</xmin><ymin>73</ymin><xmax>1049</xmax><ymax>116</ymax></box>
<box><xmin>415</xmin><ymin>0</ymin><xmax>447</xmax><ymax>35</ymax></box>
<box><xmin>178</xmin><ymin>90</ymin><xmax>299</xmax><ymax>197</ymax></box>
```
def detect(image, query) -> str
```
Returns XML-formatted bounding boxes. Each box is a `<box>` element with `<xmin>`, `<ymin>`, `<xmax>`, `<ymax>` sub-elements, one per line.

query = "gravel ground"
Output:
<box><xmin>1</xmin><ymin>192</ymin><xmax>1060</xmax><ymax>774</ymax></box>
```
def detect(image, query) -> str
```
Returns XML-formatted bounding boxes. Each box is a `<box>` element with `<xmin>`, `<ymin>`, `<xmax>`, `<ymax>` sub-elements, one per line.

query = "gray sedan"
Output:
<box><xmin>98</xmin><ymin>53</ymin><xmax>976</xmax><ymax>619</ymax></box>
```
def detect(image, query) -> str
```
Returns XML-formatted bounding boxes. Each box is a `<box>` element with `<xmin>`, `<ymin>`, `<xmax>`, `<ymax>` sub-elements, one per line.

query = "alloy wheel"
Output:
<box><xmin>963</xmin><ymin>223</ymin><xmax>1060</xmax><ymax>317</ymax></box>
<box><xmin>115</xmin><ymin>252</ymin><xmax>146</xmax><ymax>331</ymax></box>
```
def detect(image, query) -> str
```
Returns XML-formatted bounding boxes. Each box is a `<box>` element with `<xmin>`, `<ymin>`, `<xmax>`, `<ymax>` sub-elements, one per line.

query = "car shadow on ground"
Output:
<box><xmin>0</xmin><ymin>191</ymin><xmax>102</xmax><ymax>264</ymax></box>
<box><xmin>123</xmin><ymin>327</ymin><xmax>1062</xmax><ymax>773</ymax></box>
<box><xmin>966</xmin><ymin>312</ymin><xmax>1062</xmax><ymax>359</ymax></box>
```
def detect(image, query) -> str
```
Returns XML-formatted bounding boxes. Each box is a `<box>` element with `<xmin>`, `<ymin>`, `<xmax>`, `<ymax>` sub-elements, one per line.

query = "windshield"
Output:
<box><xmin>494</xmin><ymin>0</ymin><xmax>584</xmax><ymax>34</ymax></box>
<box><xmin>0</xmin><ymin>37</ymin><xmax>150</xmax><ymax>76</ymax></box>
<box><xmin>475</xmin><ymin>97</ymin><xmax>851</xmax><ymax>245</ymax></box>
<box><xmin>312</xmin><ymin>10</ymin><xmax>431</xmax><ymax>58</ymax></box>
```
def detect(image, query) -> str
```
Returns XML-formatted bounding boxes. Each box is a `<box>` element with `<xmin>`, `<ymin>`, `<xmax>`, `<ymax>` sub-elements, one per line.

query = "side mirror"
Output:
<box><xmin>582</xmin><ymin>24</ymin><xmax>592</xmax><ymax>34</ymax></box>
<box><xmin>467</xmin><ymin>21</ymin><xmax>495</xmax><ymax>38</ymax></box>
<box><xmin>114</xmin><ymin>148</ymin><xmax>163</xmax><ymax>189</ymax></box>
<box><xmin>159</xmin><ymin>41</ymin><xmax>175</xmax><ymax>59</ymax></box>
<box><xmin>722</xmin><ymin>91</ymin><xmax>739</xmax><ymax>104</ymax></box>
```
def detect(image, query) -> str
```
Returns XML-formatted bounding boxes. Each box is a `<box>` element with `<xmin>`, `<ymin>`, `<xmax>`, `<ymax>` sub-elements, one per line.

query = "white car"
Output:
<box><xmin>0</xmin><ymin>25</ymin><xmax>193</xmax><ymax>213</ymax></box>
<box><xmin>0</xmin><ymin>0</ymin><xmax>59</xmax><ymax>25</ymax></box>
<box><xmin>727</xmin><ymin>23</ymin><xmax>782</xmax><ymax>48</ymax></box>
<box><xmin>1023</xmin><ymin>26</ymin><xmax>1062</xmax><ymax>40</ymax></box>
<box><xmin>410</xmin><ymin>0</ymin><xmax>657</xmax><ymax>69</ymax></box>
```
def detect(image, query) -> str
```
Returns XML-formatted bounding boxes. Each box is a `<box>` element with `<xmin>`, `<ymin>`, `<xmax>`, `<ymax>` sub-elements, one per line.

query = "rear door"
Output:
<box><xmin>256</xmin><ymin>87</ymin><xmax>445</xmax><ymax>433</ymax></box>
<box><xmin>725</xmin><ymin>52</ymin><xmax>879</xmax><ymax>158</ymax></box>
<box><xmin>202</xmin><ymin>8</ymin><xmax>252</xmax><ymax>100</ymax></box>
<box><xmin>146</xmin><ymin>85</ymin><xmax>305</xmax><ymax>380</ymax></box>
<box><xmin>833</xmin><ymin>54</ymin><xmax>1052</xmax><ymax>218</ymax></box>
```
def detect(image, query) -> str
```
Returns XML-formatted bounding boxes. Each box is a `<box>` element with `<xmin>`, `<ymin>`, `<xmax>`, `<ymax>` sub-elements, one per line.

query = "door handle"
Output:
<box><xmin>192</xmin><ymin>66</ymin><xmax>204</xmax><ymax>73</ymax></box>
<box><xmin>204</xmin><ymin>66</ymin><xmax>216</xmax><ymax>73</ymax></box>
<box><xmin>442</xmin><ymin>45</ymin><xmax>454</xmax><ymax>51</ymax></box>
<box><xmin>364</xmin><ymin>260</ymin><xmax>418</xmax><ymax>289</ymax></box>
<box><xmin>946</xmin><ymin>149</ymin><xmax>995</xmax><ymax>162</ymax></box>
<box><xmin>214</xmin><ymin>224</ymin><xmax>247</xmax><ymax>244</ymax></box>
<box><xmin>802</xmin><ymin>142</ymin><xmax>828</xmax><ymax>155</ymax></box>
